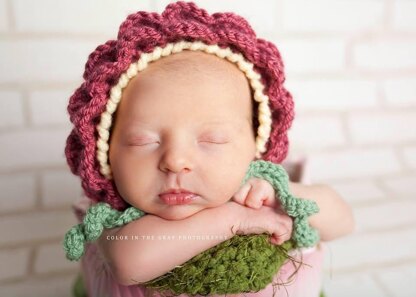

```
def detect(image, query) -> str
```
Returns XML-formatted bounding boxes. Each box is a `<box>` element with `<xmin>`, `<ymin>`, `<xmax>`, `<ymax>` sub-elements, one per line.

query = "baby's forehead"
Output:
<box><xmin>147</xmin><ymin>51</ymin><xmax>249</xmax><ymax>86</ymax></box>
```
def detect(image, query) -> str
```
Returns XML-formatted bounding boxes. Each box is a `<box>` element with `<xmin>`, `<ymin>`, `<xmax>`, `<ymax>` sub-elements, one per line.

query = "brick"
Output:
<box><xmin>288</xmin><ymin>115</ymin><xmax>346</xmax><ymax>149</ymax></box>
<box><xmin>353</xmin><ymin>199</ymin><xmax>416</xmax><ymax>232</ymax></box>
<box><xmin>286</xmin><ymin>79</ymin><xmax>378</xmax><ymax>111</ymax></box>
<box><xmin>323</xmin><ymin>227</ymin><xmax>416</xmax><ymax>271</ymax></box>
<box><xmin>13</xmin><ymin>0</ymin><xmax>153</xmax><ymax>34</ymax></box>
<box><xmin>0</xmin><ymin>0</ymin><xmax>7</xmax><ymax>32</ymax></box>
<box><xmin>331</xmin><ymin>180</ymin><xmax>386</xmax><ymax>205</ymax></box>
<box><xmin>0</xmin><ymin>274</ymin><xmax>75</xmax><ymax>297</ymax></box>
<box><xmin>383</xmin><ymin>78</ymin><xmax>416</xmax><ymax>107</ymax></box>
<box><xmin>322</xmin><ymin>272</ymin><xmax>388</xmax><ymax>297</ymax></box>
<box><xmin>156</xmin><ymin>0</ymin><xmax>279</xmax><ymax>35</ymax></box>
<box><xmin>41</xmin><ymin>170</ymin><xmax>82</xmax><ymax>207</ymax></box>
<box><xmin>0</xmin><ymin>91</ymin><xmax>24</xmax><ymax>128</ymax></box>
<box><xmin>353</xmin><ymin>41</ymin><xmax>416</xmax><ymax>70</ymax></box>
<box><xmin>34</xmin><ymin>242</ymin><xmax>78</xmax><ymax>274</ymax></box>
<box><xmin>0</xmin><ymin>40</ymin><xmax>99</xmax><ymax>83</ymax></box>
<box><xmin>382</xmin><ymin>175</ymin><xmax>416</xmax><ymax>197</ymax></box>
<box><xmin>283</xmin><ymin>0</ymin><xmax>384</xmax><ymax>32</ymax></box>
<box><xmin>375</xmin><ymin>264</ymin><xmax>416</xmax><ymax>297</ymax></box>
<box><xmin>29</xmin><ymin>89</ymin><xmax>72</xmax><ymax>126</ymax></box>
<box><xmin>402</xmin><ymin>146</ymin><xmax>416</xmax><ymax>169</ymax></box>
<box><xmin>0</xmin><ymin>173</ymin><xmax>36</xmax><ymax>212</ymax></box>
<box><xmin>393</xmin><ymin>1</ymin><xmax>416</xmax><ymax>31</ymax></box>
<box><xmin>0</xmin><ymin>210</ymin><xmax>77</xmax><ymax>246</ymax></box>
<box><xmin>307</xmin><ymin>149</ymin><xmax>402</xmax><ymax>181</ymax></box>
<box><xmin>0</xmin><ymin>248</ymin><xmax>30</xmax><ymax>281</ymax></box>
<box><xmin>348</xmin><ymin>112</ymin><xmax>416</xmax><ymax>145</ymax></box>
<box><xmin>0</xmin><ymin>128</ymin><xmax>70</xmax><ymax>171</ymax></box>
<box><xmin>277</xmin><ymin>39</ymin><xmax>345</xmax><ymax>73</ymax></box>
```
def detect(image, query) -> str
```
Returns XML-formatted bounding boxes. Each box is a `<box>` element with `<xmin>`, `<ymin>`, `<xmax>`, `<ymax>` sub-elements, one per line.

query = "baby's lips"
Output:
<box><xmin>159</xmin><ymin>193</ymin><xmax>198</xmax><ymax>205</ymax></box>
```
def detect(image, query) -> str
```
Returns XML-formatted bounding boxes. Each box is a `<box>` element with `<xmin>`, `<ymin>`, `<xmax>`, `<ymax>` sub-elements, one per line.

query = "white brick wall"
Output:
<box><xmin>278</xmin><ymin>39</ymin><xmax>346</xmax><ymax>73</ymax></box>
<box><xmin>393</xmin><ymin>0</ymin><xmax>416</xmax><ymax>31</ymax></box>
<box><xmin>0</xmin><ymin>211</ymin><xmax>76</xmax><ymax>246</ymax></box>
<box><xmin>288</xmin><ymin>115</ymin><xmax>346</xmax><ymax>150</ymax></box>
<box><xmin>307</xmin><ymin>149</ymin><xmax>402</xmax><ymax>181</ymax></box>
<box><xmin>29</xmin><ymin>90</ymin><xmax>73</xmax><ymax>126</ymax></box>
<box><xmin>0</xmin><ymin>173</ymin><xmax>36</xmax><ymax>212</ymax></box>
<box><xmin>0</xmin><ymin>91</ymin><xmax>25</xmax><ymax>128</ymax></box>
<box><xmin>402</xmin><ymin>146</ymin><xmax>416</xmax><ymax>169</ymax></box>
<box><xmin>287</xmin><ymin>79</ymin><xmax>378</xmax><ymax>111</ymax></box>
<box><xmin>13</xmin><ymin>0</ymin><xmax>153</xmax><ymax>35</ymax></box>
<box><xmin>353</xmin><ymin>40</ymin><xmax>416</xmax><ymax>70</ymax></box>
<box><xmin>282</xmin><ymin>0</ymin><xmax>384</xmax><ymax>32</ymax></box>
<box><xmin>0</xmin><ymin>40</ymin><xmax>99</xmax><ymax>83</ymax></box>
<box><xmin>383</xmin><ymin>175</ymin><xmax>416</xmax><ymax>196</ymax></box>
<box><xmin>0</xmin><ymin>128</ymin><xmax>70</xmax><ymax>171</ymax></box>
<box><xmin>0</xmin><ymin>247</ymin><xmax>30</xmax><ymax>281</ymax></box>
<box><xmin>331</xmin><ymin>180</ymin><xmax>386</xmax><ymax>205</ymax></box>
<box><xmin>375</xmin><ymin>264</ymin><xmax>416</xmax><ymax>297</ymax></box>
<box><xmin>0</xmin><ymin>275</ymin><xmax>74</xmax><ymax>297</ymax></box>
<box><xmin>0</xmin><ymin>0</ymin><xmax>7</xmax><ymax>32</ymax></box>
<box><xmin>348</xmin><ymin>111</ymin><xmax>416</xmax><ymax>145</ymax></box>
<box><xmin>0</xmin><ymin>1</ymin><xmax>415</xmax><ymax>296</ymax></box>
<box><xmin>324</xmin><ymin>227</ymin><xmax>416</xmax><ymax>271</ymax></box>
<box><xmin>383</xmin><ymin>78</ymin><xmax>416</xmax><ymax>107</ymax></box>
<box><xmin>353</xmin><ymin>199</ymin><xmax>416</xmax><ymax>232</ymax></box>
<box><xmin>40</xmin><ymin>170</ymin><xmax>82</xmax><ymax>207</ymax></box>
<box><xmin>34</xmin><ymin>243</ymin><xmax>79</xmax><ymax>274</ymax></box>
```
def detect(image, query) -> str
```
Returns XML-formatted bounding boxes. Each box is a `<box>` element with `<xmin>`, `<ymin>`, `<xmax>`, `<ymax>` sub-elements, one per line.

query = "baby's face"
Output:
<box><xmin>109</xmin><ymin>51</ymin><xmax>256</xmax><ymax>220</ymax></box>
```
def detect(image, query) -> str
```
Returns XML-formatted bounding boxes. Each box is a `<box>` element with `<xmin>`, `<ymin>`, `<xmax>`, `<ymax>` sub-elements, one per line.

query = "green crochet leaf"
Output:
<box><xmin>143</xmin><ymin>235</ymin><xmax>295</xmax><ymax>295</ymax></box>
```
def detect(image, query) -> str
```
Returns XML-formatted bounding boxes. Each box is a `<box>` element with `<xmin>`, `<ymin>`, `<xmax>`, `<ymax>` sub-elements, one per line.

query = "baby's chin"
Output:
<box><xmin>156</xmin><ymin>205</ymin><xmax>206</xmax><ymax>221</ymax></box>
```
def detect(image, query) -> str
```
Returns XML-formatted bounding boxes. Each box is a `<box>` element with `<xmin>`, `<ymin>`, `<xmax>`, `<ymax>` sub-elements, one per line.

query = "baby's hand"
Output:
<box><xmin>232</xmin><ymin>178</ymin><xmax>280</xmax><ymax>209</ymax></box>
<box><xmin>227</xmin><ymin>201</ymin><xmax>293</xmax><ymax>245</ymax></box>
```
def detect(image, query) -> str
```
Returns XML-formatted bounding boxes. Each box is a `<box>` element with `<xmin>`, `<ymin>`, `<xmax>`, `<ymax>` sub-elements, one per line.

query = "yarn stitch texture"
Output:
<box><xmin>63</xmin><ymin>160</ymin><xmax>319</xmax><ymax>261</ymax></box>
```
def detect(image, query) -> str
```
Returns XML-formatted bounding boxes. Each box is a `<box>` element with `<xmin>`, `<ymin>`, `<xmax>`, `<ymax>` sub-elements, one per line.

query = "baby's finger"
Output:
<box><xmin>278</xmin><ymin>210</ymin><xmax>293</xmax><ymax>232</ymax></box>
<box><xmin>245</xmin><ymin>183</ymin><xmax>268</xmax><ymax>209</ymax></box>
<box><xmin>232</xmin><ymin>183</ymin><xmax>252</xmax><ymax>205</ymax></box>
<box><xmin>270</xmin><ymin>223</ymin><xmax>292</xmax><ymax>245</ymax></box>
<box><xmin>249</xmin><ymin>179</ymin><xmax>279</xmax><ymax>208</ymax></box>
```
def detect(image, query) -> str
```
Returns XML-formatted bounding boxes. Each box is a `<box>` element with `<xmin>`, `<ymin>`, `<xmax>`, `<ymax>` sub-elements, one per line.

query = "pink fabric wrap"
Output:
<box><xmin>73</xmin><ymin>197</ymin><xmax>325</xmax><ymax>297</ymax></box>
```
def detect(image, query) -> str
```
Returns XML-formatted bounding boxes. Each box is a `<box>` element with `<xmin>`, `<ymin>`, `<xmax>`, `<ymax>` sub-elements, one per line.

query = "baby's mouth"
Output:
<box><xmin>159</xmin><ymin>193</ymin><xmax>199</xmax><ymax>205</ymax></box>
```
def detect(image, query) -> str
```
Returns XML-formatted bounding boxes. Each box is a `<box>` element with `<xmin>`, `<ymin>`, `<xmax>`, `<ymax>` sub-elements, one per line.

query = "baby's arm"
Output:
<box><xmin>97</xmin><ymin>201</ymin><xmax>292</xmax><ymax>286</ymax></box>
<box><xmin>289</xmin><ymin>182</ymin><xmax>355</xmax><ymax>241</ymax></box>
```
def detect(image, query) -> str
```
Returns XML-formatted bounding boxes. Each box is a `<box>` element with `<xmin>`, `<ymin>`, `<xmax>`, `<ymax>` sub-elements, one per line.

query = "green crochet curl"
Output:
<box><xmin>63</xmin><ymin>203</ymin><xmax>144</xmax><ymax>261</ymax></box>
<box><xmin>63</xmin><ymin>160</ymin><xmax>320</xmax><ymax>295</ymax></box>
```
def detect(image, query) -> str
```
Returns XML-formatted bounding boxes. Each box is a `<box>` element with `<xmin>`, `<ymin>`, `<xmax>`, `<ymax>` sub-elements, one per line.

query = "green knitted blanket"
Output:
<box><xmin>63</xmin><ymin>160</ymin><xmax>319</xmax><ymax>295</ymax></box>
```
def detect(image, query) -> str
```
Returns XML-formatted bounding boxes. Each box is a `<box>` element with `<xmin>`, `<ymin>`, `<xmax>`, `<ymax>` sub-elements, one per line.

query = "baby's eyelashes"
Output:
<box><xmin>198</xmin><ymin>134</ymin><xmax>230</xmax><ymax>144</ymax></box>
<box><xmin>124</xmin><ymin>134</ymin><xmax>159</xmax><ymax>146</ymax></box>
<box><xmin>198</xmin><ymin>140</ymin><xmax>229</xmax><ymax>144</ymax></box>
<box><xmin>123</xmin><ymin>132</ymin><xmax>231</xmax><ymax>146</ymax></box>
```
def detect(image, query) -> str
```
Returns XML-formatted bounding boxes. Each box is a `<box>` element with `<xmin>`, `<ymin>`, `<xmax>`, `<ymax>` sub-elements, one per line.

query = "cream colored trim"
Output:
<box><xmin>97</xmin><ymin>40</ymin><xmax>272</xmax><ymax>179</ymax></box>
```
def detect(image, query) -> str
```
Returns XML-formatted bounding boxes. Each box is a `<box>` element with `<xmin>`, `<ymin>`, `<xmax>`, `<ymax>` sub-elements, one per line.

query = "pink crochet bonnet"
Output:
<box><xmin>65</xmin><ymin>1</ymin><xmax>294</xmax><ymax>211</ymax></box>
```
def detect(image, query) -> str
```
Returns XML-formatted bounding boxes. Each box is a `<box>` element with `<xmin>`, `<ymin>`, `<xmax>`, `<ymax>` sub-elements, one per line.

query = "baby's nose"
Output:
<box><xmin>158</xmin><ymin>146</ymin><xmax>194</xmax><ymax>174</ymax></box>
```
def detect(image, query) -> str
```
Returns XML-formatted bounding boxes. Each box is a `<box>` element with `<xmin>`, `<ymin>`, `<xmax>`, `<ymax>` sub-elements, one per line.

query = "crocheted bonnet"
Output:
<box><xmin>65</xmin><ymin>1</ymin><xmax>294</xmax><ymax>211</ymax></box>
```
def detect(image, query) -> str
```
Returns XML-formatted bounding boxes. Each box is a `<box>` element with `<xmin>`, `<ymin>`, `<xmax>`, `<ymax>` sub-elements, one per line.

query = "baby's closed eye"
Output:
<box><xmin>198</xmin><ymin>130</ymin><xmax>231</xmax><ymax>144</ymax></box>
<box><xmin>127</xmin><ymin>136</ymin><xmax>159</xmax><ymax>146</ymax></box>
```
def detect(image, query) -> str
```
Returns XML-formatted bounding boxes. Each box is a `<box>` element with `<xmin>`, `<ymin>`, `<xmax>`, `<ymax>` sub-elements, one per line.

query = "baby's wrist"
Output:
<box><xmin>213</xmin><ymin>201</ymin><xmax>245</xmax><ymax>237</ymax></box>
